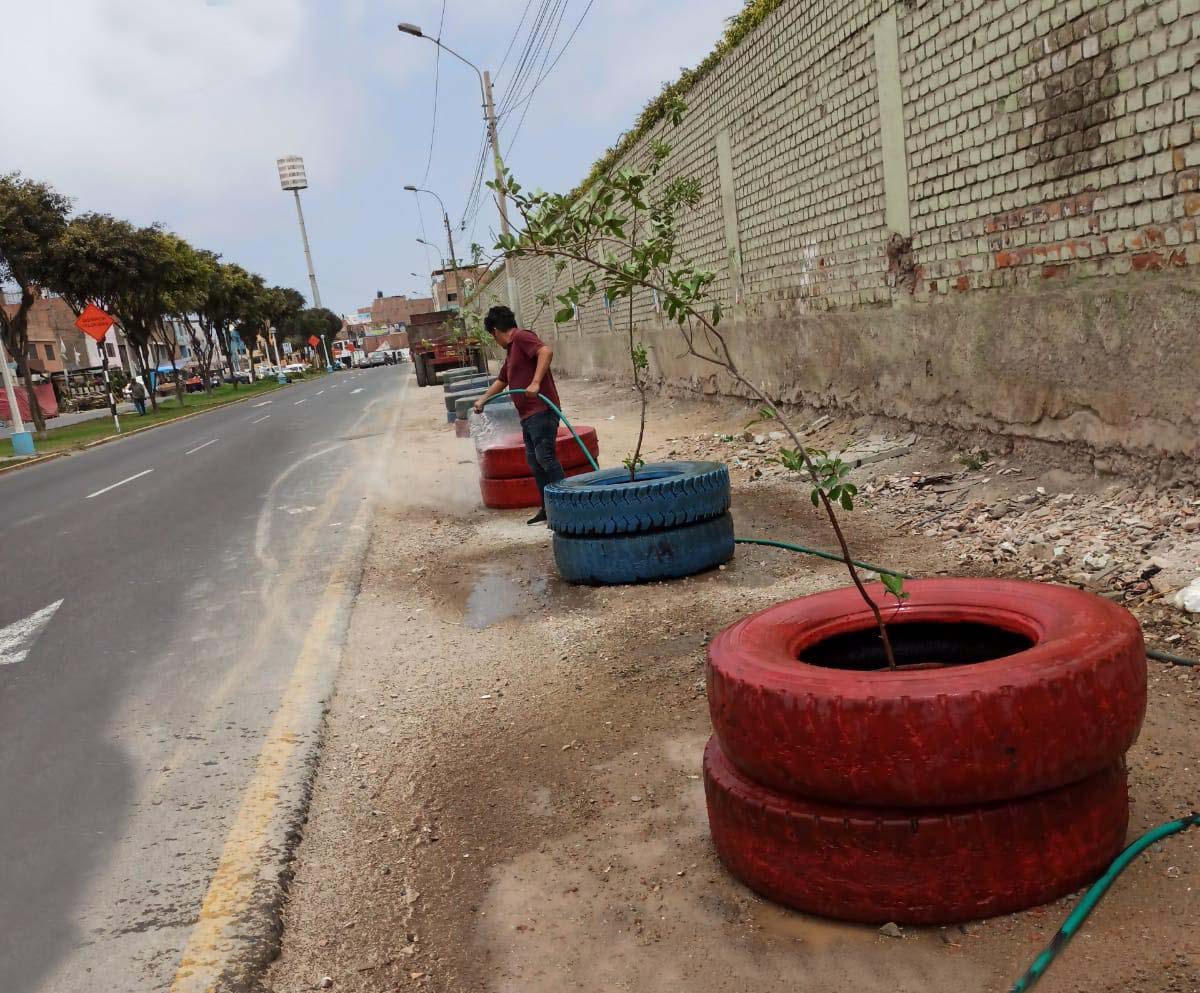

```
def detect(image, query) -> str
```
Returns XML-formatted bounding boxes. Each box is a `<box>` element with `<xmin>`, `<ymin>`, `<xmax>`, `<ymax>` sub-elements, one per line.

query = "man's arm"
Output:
<box><xmin>527</xmin><ymin>345</ymin><xmax>553</xmax><ymax>395</ymax></box>
<box><xmin>473</xmin><ymin>376</ymin><xmax>508</xmax><ymax>414</ymax></box>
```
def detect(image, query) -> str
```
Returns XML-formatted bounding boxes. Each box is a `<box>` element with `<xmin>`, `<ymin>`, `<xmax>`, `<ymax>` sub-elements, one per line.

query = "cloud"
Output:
<box><xmin>0</xmin><ymin>0</ymin><xmax>741</xmax><ymax>313</ymax></box>
<box><xmin>0</xmin><ymin>0</ymin><xmax>358</xmax><ymax>213</ymax></box>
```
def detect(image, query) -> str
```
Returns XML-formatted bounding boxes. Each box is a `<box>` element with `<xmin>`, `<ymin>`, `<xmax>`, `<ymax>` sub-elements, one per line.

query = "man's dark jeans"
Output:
<box><xmin>521</xmin><ymin>409</ymin><xmax>565</xmax><ymax>507</ymax></box>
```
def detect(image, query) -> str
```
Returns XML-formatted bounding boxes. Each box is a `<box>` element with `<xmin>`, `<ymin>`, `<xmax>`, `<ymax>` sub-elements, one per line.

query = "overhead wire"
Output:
<box><xmin>496</xmin><ymin>0</ymin><xmax>595</xmax><ymax>130</ymax></box>
<box><xmin>420</xmin><ymin>0</ymin><xmax>449</xmax><ymax>186</ymax></box>
<box><xmin>493</xmin><ymin>0</ymin><xmax>537</xmax><ymax>82</ymax></box>
<box><xmin>496</xmin><ymin>0</ymin><xmax>559</xmax><ymax>117</ymax></box>
<box><xmin>504</xmin><ymin>0</ymin><xmax>592</xmax><ymax>155</ymax></box>
<box><xmin>459</xmin><ymin>131</ymin><xmax>491</xmax><ymax>231</ymax></box>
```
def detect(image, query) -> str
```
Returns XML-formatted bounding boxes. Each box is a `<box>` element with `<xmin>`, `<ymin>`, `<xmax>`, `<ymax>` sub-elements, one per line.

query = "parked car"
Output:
<box><xmin>284</xmin><ymin>362</ymin><xmax>309</xmax><ymax>375</ymax></box>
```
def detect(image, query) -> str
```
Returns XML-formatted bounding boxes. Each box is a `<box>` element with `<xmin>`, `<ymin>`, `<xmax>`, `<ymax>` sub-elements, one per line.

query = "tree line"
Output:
<box><xmin>0</xmin><ymin>172</ymin><xmax>342</xmax><ymax>433</ymax></box>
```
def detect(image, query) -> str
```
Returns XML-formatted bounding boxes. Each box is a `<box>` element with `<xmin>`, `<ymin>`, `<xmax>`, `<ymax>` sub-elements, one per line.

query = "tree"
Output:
<box><xmin>50</xmin><ymin>212</ymin><xmax>143</xmax><ymax>419</ymax></box>
<box><xmin>102</xmin><ymin>224</ymin><xmax>189</xmax><ymax>413</ymax></box>
<box><xmin>234</xmin><ymin>272</ymin><xmax>268</xmax><ymax>382</ymax></box>
<box><xmin>152</xmin><ymin>233</ymin><xmax>209</xmax><ymax>407</ymax></box>
<box><xmin>178</xmin><ymin>249</ymin><xmax>221</xmax><ymax>396</ymax></box>
<box><xmin>490</xmin><ymin>102</ymin><xmax>903</xmax><ymax>668</ymax></box>
<box><xmin>0</xmin><ymin>173</ymin><xmax>71</xmax><ymax>434</ymax></box>
<box><xmin>197</xmin><ymin>261</ymin><xmax>258</xmax><ymax>391</ymax></box>
<box><xmin>281</xmin><ymin>307</ymin><xmax>340</xmax><ymax>365</ymax></box>
<box><xmin>259</xmin><ymin>285</ymin><xmax>306</xmax><ymax>365</ymax></box>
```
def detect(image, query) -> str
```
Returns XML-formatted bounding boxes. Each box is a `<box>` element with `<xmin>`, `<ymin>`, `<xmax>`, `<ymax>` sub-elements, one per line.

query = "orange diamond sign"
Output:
<box><xmin>75</xmin><ymin>303</ymin><xmax>114</xmax><ymax>343</ymax></box>
<box><xmin>308</xmin><ymin>334</ymin><xmax>320</xmax><ymax>348</ymax></box>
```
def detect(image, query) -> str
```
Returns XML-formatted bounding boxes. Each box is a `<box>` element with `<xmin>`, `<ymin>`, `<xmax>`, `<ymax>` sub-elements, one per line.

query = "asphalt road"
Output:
<box><xmin>0</xmin><ymin>366</ymin><xmax>408</xmax><ymax>992</ymax></box>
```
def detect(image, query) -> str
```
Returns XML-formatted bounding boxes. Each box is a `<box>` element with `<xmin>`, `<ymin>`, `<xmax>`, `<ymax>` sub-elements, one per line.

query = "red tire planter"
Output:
<box><xmin>703</xmin><ymin>736</ymin><xmax>1128</xmax><ymax>925</ymax></box>
<box><xmin>479</xmin><ymin>465</ymin><xmax>590</xmax><ymax>509</ymax></box>
<box><xmin>707</xmin><ymin>578</ymin><xmax>1146</xmax><ymax>808</ymax></box>
<box><xmin>478</xmin><ymin>426</ymin><xmax>599</xmax><ymax>479</ymax></box>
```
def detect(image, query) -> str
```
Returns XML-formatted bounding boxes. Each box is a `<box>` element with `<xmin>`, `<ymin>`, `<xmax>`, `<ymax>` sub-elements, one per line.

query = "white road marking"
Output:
<box><xmin>0</xmin><ymin>600</ymin><xmax>64</xmax><ymax>666</ymax></box>
<box><xmin>251</xmin><ymin>415</ymin><xmax>270</xmax><ymax>425</ymax></box>
<box><xmin>185</xmin><ymin>438</ymin><xmax>219</xmax><ymax>455</ymax></box>
<box><xmin>86</xmin><ymin>468</ymin><xmax>154</xmax><ymax>499</ymax></box>
<box><xmin>316</xmin><ymin>390</ymin><xmax>325</xmax><ymax>396</ymax></box>
<box><xmin>294</xmin><ymin>398</ymin><xmax>307</xmax><ymax>405</ymax></box>
<box><xmin>253</xmin><ymin>401</ymin><xmax>273</xmax><ymax>408</ymax></box>
<box><xmin>351</xmin><ymin>388</ymin><xmax>363</xmax><ymax>395</ymax></box>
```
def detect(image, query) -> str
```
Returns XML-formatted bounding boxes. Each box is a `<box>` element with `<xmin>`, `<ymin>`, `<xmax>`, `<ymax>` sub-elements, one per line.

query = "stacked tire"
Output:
<box><xmin>443</xmin><ymin>376</ymin><xmax>493</xmax><ymax>423</ymax></box>
<box><xmin>544</xmin><ymin>461</ymin><xmax>734</xmax><ymax>585</ymax></box>
<box><xmin>478</xmin><ymin>426</ymin><xmax>601</xmax><ymax>510</ymax></box>
<box><xmin>703</xmin><ymin>578</ymin><xmax>1147</xmax><ymax>924</ymax></box>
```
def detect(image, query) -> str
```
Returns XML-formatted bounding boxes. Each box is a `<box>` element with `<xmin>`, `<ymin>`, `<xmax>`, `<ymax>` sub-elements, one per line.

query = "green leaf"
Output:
<box><xmin>840</xmin><ymin>491</ymin><xmax>854</xmax><ymax>511</ymax></box>
<box><xmin>554</xmin><ymin>307</ymin><xmax>575</xmax><ymax>324</ymax></box>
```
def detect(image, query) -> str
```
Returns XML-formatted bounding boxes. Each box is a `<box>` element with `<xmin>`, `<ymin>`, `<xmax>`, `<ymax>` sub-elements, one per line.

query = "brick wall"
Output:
<box><xmin>469</xmin><ymin>0</ymin><xmax>1200</xmax><ymax>456</ymax></box>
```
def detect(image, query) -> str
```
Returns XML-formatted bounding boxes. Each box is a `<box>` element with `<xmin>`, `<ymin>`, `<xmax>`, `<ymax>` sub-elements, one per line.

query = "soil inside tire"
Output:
<box><xmin>801</xmin><ymin>620</ymin><xmax>1035</xmax><ymax>672</ymax></box>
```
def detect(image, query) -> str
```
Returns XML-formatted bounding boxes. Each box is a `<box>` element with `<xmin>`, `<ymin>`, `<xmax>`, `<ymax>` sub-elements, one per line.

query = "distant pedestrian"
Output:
<box><xmin>474</xmin><ymin>305</ymin><xmax>564</xmax><ymax>526</ymax></box>
<box><xmin>130</xmin><ymin>378</ymin><xmax>147</xmax><ymax>416</ymax></box>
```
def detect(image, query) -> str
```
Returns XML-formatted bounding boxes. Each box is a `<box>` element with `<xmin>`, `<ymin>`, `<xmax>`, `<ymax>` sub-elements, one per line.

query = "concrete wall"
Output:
<box><xmin>470</xmin><ymin>0</ymin><xmax>1200</xmax><ymax>456</ymax></box>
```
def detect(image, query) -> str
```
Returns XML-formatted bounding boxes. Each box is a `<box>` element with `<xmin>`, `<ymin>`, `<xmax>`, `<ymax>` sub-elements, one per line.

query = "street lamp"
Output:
<box><xmin>397</xmin><ymin>23</ymin><xmax>519</xmax><ymax>320</ymax></box>
<box><xmin>404</xmin><ymin>184</ymin><xmax>458</xmax><ymax>274</ymax></box>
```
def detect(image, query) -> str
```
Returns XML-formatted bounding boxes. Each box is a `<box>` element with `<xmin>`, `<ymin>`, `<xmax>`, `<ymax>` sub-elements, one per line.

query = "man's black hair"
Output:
<box><xmin>484</xmin><ymin>305</ymin><xmax>517</xmax><ymax>334</ymax></box>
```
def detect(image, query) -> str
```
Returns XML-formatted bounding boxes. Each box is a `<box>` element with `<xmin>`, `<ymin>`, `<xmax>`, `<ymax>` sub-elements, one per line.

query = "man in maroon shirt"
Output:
<box><xmin>474</xmin><ymin>305</ymin><xmax>565</xmax><ymax>525</ymax></box>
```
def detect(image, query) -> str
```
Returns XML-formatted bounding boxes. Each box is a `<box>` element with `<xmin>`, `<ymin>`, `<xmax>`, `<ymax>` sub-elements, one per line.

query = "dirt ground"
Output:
<box><xmin>264</xmin><ymin>374</ymin><xmax>1199</xmax><ymax>993</ymax></box>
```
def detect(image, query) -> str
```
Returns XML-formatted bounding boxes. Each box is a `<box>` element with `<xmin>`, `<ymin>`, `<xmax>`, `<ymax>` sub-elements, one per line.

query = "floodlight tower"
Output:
<box><xmin>276</xmin><ymin>155</ymin><xmax>323</xmax><ymax>309</ymax></box>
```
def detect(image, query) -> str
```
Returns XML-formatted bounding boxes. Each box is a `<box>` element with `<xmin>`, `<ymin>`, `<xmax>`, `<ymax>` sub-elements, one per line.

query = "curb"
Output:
<box><xmin>0</xmin><ymin>379</ymin><xmax>303</xmax><ymax>476</ymax></box>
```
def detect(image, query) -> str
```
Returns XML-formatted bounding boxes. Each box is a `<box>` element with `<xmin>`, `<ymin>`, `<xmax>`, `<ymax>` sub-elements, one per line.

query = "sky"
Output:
<box><xmin>0</xmin><ymin>0</ymin><xmax>739</xmax><ymax>316</ymax></box>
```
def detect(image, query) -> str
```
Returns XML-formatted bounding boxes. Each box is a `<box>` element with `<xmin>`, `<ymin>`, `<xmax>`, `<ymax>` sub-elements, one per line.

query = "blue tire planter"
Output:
<box><xmin>545</xmin><ymin>461</ymin><xmax>730</xmax><ymax>536</ymax></box>
<box><xmin>552</xmin><ymin>513</ymin><xmax>735</xmax><ymax>585</ymax></box>
<box><xmin>545</xmin><ymin>461</ymin><xmax>733</xmax><ymax>585</ymax></box>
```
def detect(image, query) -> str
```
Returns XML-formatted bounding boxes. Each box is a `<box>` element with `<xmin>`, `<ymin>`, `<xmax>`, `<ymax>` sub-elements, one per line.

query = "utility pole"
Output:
<box><xmin>442</xmin><ymin>210</ymin><xmax>458</xmax><ymax>277</ymax></box>
<box><xmin>481</xmin><ymin>70</ymin><xmax>520</xmax><ymax>323</ymax></box>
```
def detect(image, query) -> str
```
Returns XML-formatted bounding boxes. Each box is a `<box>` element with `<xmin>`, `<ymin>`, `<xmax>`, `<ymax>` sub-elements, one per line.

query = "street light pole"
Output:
<box><xmin>404</xmin><ymin>185</ymin><xmax>458</xmax><ymax>276</ymax></box>
<box><xmin>397</xmin><ymin>24</ymin><xmax>520</xmax><ymax>323</ymax></box>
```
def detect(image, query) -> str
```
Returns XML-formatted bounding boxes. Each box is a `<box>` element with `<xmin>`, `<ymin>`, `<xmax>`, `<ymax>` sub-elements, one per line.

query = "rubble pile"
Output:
<box><xmin>657</xmin><ymin>420</ymin><xmax>1200</xmax><ymax>615</ymax></box>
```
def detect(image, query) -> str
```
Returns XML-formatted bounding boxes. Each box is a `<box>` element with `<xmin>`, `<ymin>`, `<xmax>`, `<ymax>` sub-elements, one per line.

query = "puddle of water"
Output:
<box><xmin>464</xmin><ymin>564</ymin><xmax>548</xmax><ymax>629</ymax></box>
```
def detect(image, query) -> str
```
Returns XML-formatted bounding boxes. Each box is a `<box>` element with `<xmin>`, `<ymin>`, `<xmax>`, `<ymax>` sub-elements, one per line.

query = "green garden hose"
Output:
<box><xmin>1009</xmin><ymin>813</ymin><xmax>1200</xmax><ymax>992</ymax></box>
<box><xmin>479</xmin><ymin>390</ymin><xmax>600</xmax><ymax>471</ymax></box>
<box><xmin>732</xmin><ymin>537</ymin><xmax>909</xmax><ymax>580</ymax></box>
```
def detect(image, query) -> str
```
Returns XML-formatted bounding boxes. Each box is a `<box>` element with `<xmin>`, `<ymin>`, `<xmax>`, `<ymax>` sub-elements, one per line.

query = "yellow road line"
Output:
<box><xmin>170</xmin><ymin>377</ymin><xmax>405</xmax><ymax>992</ymax></box>
<box><xmin>169</xmin><ymin>502</ymin><xmax>365</xmax><ymax>992</ymax></box>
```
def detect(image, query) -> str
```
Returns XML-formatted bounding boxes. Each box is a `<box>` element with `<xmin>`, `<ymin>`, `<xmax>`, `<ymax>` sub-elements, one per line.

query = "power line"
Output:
<box><xmin>420</xmin><ymin>0</ymin><xmax>449</xmax><ymax>186</ymax></box>
<box><xmin>497</xmin><ymin>0</ymin><xmax>558</xmax><ymax>117</ymax></box>
<box><xmin>494</xmin><ymin>0</ymin><xmax>536</xmax><ymax>82</ymax></box>
<box><xmin>459</xmin><ymin>131</ymin><xmax>490</xmax><ymax>231</ymax></box>
<box><xmin>503</xmin><ymin>0</ymin><xmax>596</xmax><ymax>155</ymax></box>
